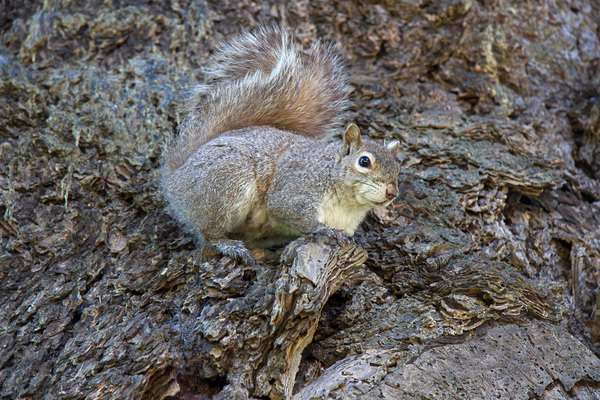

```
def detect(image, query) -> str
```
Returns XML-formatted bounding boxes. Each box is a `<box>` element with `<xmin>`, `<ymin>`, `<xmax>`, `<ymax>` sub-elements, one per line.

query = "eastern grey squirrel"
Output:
<box><xmin>161</xmin><ymin>26</ymin><xmax>400</xmax><ymax>265</ymax></box>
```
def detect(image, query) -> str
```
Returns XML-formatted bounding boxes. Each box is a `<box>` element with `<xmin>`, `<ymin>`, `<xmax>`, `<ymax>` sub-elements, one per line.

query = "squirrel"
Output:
<box><xmin>160</xmin><ymin>26</ymin><xmax>400</xmax><ymax>265</ymax></box>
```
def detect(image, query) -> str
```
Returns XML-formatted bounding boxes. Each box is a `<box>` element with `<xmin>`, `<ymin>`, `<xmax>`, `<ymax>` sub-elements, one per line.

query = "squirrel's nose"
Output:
<box><xmin>386</xmin><ymin>184</ymin><xmax>398</xmax><ymax>200</ymax></box>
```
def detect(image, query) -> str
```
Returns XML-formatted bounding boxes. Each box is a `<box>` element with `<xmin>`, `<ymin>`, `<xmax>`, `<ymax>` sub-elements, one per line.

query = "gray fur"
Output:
<box><xmin>160</xmin><ymin>27</ymin><xmax>400</xmax><ymax>264</ymax></box>
<box><xmin>164</xmin><ymin>26</ymin><xmax>350</xmax><ymax>172</ymax></box>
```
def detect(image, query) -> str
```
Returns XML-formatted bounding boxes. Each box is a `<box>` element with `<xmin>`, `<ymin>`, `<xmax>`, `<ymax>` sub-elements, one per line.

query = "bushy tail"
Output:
<box><xmin>164</xmin><ymin>26</ymin><xmax>350</xmax><ymax>171</ymax></box>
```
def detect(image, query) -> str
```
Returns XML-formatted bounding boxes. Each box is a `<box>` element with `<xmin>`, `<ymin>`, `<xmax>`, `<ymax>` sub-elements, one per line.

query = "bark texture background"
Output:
<box><xmin>1</xmin><ymin>0</ymin><xmax>600</xmax><ymax>399</ymax></box>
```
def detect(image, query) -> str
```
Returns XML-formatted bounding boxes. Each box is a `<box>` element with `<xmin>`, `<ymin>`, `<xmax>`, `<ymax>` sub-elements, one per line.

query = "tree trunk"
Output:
<box><xmin>1</xmin><ymin>0</ymin><xmax>599</xmax><ymax>399</ymax></box>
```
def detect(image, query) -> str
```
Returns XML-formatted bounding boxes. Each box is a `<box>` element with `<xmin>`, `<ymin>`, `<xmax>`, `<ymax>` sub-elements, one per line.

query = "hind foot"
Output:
<box><xmin>213</xmin><ymin>239</ymin><xmax>257</xmax><ymax>266</ymax></box>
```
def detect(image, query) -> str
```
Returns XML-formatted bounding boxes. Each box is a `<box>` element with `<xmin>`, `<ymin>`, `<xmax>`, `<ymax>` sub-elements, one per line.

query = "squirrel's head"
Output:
<box><xmin>338</xmin><ymin>124</ymin><xmax>401</xmax><ymax>208</ymax></box>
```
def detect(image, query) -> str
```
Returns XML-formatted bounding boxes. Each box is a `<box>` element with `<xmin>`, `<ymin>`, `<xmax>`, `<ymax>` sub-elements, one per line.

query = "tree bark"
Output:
<box><xmin>1</xmin><ymin>0</ymin><xmax>599</xmax><ymax>399</ymax></box>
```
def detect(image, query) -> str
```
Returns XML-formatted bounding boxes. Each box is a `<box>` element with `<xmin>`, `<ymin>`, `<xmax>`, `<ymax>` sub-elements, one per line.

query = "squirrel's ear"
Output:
<box><xmin>386</xmin><ymin>140</ymin><xmax>400</xmax><ymax>152</ymax></box>
<box><xmin>341</xmin><ymin>124</ymin><xmax>362</xmax><ymax>156</ymax></box>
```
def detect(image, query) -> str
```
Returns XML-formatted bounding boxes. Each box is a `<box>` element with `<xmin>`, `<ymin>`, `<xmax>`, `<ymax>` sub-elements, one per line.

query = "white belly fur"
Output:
<box><xmin>317</xmin><ymin>195</ymin><xmax>369</xmax><ymax>235</ymax></box>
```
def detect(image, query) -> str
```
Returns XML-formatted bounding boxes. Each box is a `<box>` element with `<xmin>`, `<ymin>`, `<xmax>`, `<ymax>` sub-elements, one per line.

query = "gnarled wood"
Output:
<box><xmin>1</xmin><ymin>1</ymin><xmax>599</xmax><ymax>399</ymax></box>
<box><xmin>177</xmin><ymin>233</ymin><xmax>367</xmax><ymax>399</ymax></box>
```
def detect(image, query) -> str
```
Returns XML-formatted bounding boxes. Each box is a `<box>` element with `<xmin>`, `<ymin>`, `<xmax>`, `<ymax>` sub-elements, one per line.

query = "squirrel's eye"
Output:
<box><xmin>358</xmin><ymin>156</ymin><xmax>371</xmax><ymax>168</ymax></box>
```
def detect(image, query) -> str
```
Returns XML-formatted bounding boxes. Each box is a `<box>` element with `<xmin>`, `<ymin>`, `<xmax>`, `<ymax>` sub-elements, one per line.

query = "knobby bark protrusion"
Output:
<box><xmin>177</xmin><ymin>233</ymin><xmax>368</xmax><ymax>399</ymax></box>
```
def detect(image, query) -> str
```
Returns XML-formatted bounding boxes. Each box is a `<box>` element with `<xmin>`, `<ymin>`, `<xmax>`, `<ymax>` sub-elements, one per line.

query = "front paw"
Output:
<box><xmin>314</xmin><ymin>226</ymin><xmax>352</xmax><ymax>246</ymax></box>
<box><xmin>332</xmin><ymin>229</ymin><xmax>352</xmax><ymax>246</ymax></box>
<box><xmin>280</xmin><ymin>227</ymin><xmax>358</xmax><ymax>266</ymax></box>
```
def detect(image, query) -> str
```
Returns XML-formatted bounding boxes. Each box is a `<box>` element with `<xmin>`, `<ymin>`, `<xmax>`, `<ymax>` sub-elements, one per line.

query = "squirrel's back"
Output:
<box><xmin>163</xmin><ymin>26</ymin><xmax>351</xmax><ymax>171</ymax></box>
